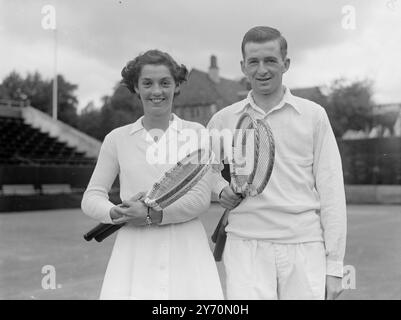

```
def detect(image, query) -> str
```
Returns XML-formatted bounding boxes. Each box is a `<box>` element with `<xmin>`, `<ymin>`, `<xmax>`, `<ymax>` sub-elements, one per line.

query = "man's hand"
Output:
<box><xmin>325</xmin><ymin>275</ymin><xmax>343</xmax><ymax>300</ymax></box>
<box><xmin>219</xmin><ymin>186</ymin><xmax>242</xmax><ymax>210</ymax></box>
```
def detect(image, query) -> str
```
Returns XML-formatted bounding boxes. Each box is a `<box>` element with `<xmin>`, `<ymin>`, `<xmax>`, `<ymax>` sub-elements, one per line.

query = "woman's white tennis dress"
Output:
<box><xmin>82</xmin><ymin>115</ymin><xmax>223</xmax><ymax>299</ymax></box>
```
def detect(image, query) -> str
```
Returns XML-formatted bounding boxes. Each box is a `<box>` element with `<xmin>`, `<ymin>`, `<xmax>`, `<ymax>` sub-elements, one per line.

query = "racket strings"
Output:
<box><xmin>158</xmin><ymin>164</ymin><xmax>209</xmax><ymax>208</ymax></box>
<box><xmin>231</xmin><ymin>114</ymin><xmax>258</xmax><ymax>193</ymax></box>
<box><xmin>251</xmin><ymin>120</ymin><xmax>275</xmax><ymax>194</ymax></box>
<box><xmin>150</xmin><ymin>163</ymin><xmax>198</xmax><ymax>197</ymax></box>
<box><xmin>146</xmin><ymin>148</ymin><xmax>212</xmax><ymax>208</ymax></box>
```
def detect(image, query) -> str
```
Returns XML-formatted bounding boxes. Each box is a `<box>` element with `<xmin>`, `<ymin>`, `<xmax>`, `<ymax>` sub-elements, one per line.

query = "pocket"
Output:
<box><xmin>301</xmin><ymin>242</ymin><xmax>326</xmax><ymax>299</ymax></box>
<box><xmin>224</xmin><ymin>238</ymin><xmax>256</xmax><ymax>288</ymax></box>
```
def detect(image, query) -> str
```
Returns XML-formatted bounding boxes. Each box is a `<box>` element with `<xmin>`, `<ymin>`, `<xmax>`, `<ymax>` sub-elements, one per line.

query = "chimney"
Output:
<box><xmin>208</xmin><ymin>55</ymin><xmax>220</xmax><ymax>84</ymax></box>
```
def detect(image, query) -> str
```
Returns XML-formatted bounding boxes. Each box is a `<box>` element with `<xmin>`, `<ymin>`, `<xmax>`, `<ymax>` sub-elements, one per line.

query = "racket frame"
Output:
<box><xmin>84</xmin><ymin>148</ymin><xmax>212</xmax><ymax>242</ymax></box>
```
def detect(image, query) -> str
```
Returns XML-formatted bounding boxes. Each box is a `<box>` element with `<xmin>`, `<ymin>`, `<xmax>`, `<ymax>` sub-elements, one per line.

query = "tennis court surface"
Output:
<box><xmin>1</xmin><ymin>203</ymin><xmax>400</xmax><ymax>299</ymax></box>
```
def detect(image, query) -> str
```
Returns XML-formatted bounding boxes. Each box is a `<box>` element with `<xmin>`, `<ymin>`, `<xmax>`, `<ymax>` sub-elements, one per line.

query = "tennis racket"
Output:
<box><xmin>211</xmin><ymin>112</ymin><xmax>275</xmax><ymax>261</ymax></box>
<box><xmin>84</xmin><ymin>148</ymin><xmax>213</xmax><ymax>242</ymax></box>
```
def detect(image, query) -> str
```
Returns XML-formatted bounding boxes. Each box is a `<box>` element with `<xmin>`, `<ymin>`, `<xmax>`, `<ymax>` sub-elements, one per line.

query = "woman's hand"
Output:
<box><xmin>111</xmin><ymin>192</ymin><xmax>149</xmax><ymax>226</ymax></box>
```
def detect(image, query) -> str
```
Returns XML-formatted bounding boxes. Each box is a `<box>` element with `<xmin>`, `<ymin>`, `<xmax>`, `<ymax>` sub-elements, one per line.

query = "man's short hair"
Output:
<box><xmin>241</xmin><ymin>26</ymin><xmax>288</xmax><ymax>60</ymax></box>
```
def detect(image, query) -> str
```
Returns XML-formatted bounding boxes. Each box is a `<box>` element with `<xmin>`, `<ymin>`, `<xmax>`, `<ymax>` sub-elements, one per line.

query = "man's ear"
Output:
<box><xmin>283</xmin><ymin>58</ymin><xmax>291</xmax><ymax>73</ymax></box>
<box><xmin>134</xmin><ymin>86</ymin><xmax>139</xmax><ymax>95</ymax></box>
<box><xmin>240</xmin><ymin>60</ymin><xmax>246</xmax><ymax>75</ymax></box>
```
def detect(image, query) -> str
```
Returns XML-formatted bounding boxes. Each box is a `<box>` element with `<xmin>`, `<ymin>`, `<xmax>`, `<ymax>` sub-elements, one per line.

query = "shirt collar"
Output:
<box><xmin>129</xmin><ymin>113</ymin><xmax>183</xmax><ymax>135</ymax></box>
<box><xmin>233</xmin><ymin>86</ymin><xmax>302</xmax><ymax>115</ymax></box>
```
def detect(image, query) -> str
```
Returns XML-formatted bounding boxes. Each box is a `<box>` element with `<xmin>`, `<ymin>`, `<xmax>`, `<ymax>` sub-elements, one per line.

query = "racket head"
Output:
<box><xmin>230</xmin><ymin>112</ymin><xmax>259</xmax><ymax>194</ymax></box>
<box><xmin>144</xmin><ymin>148</ymin><xmax>212</xmax><ymax>209</ymax></box>
<box><xmin>247</xmin><ymin>118</ymin><xmax>275</xmax><ymax>196</ymax></box>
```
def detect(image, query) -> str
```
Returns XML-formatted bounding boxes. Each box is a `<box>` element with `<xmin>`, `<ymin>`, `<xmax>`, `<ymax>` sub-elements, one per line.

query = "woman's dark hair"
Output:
<box><xmin>121</xmin><ymin>49</ymin><xmax>188</xmax><ymax>95</ymax></box>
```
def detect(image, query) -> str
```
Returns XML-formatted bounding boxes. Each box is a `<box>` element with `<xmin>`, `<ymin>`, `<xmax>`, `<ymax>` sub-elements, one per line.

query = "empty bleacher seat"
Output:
<box><xmin>0</xmin><ymin>116</ymin><xmax>96</xmax><ymax>166</ymax></box>
<box><xmin>41</xmin><ymin>184</ymin><xmax>72</xmax><ymax>194</ymax></box>
<box><xmin>2</xmin><ymin>184</ymin><xmax>37</xmax><ymax>195</ymax></box>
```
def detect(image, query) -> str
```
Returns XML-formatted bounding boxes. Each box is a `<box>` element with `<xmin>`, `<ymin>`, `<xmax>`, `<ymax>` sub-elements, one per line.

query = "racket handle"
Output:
<box><xmin>83</xmin><ymin>202</ymin><xmax>131</xmax><ymax>241</ymax></box>
<box><xmin>212</xmin><ymin>209</ymin><xmax>230</xmax><ymax>261</ymax></box>
<box><xmin>94</xmin><ymin>223</ymin><xmax>125</xmax><ymax>242</ymax></box>
<box><xmin>213</xmin><ymin>220</ymin><xmax>228</xmax><ymax>262</ymax></box>
<box><xmin>211</xmin><ymin>211</ymin><xmax>225</xmax><ymax>243</ymax></box>
<box><xmin>211</xmin><ymin>208</ymin><xmax>230</xmax><ymax>243</ymax></box>
<box><xmin>84</xmin><ymin>223</ymin><xmax>111</xmax><ymax>241</ymax></box>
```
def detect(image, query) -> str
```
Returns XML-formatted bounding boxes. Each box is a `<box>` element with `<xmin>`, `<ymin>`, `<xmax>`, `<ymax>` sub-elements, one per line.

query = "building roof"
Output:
<box><xmin>290</xmin><ymin>86</ymin><xmax>326</xmax><ymax>104</ymax></box>
<box><xmin>174</xmin><ymin>68</ymin><xmax>246</xmax><ymax>108</ymax></box>
<box><xmin>174</xmin><ymin>68</ymin><xmax>327</xmax><ymax>109</ymax></box>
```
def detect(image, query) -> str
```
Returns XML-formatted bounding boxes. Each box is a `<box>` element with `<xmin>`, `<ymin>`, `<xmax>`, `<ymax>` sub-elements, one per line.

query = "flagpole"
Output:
<box><xmin>52</xmin><ymin>27</ymin><xmax>58</xmax><ymax>120</ymax></box>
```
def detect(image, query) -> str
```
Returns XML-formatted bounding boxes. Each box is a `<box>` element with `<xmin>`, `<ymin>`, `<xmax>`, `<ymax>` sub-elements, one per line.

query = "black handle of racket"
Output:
<box><xmin>211</xmin><ymin>212</ymin><xmax>225</xmax><ymax>243</ymax></box>
<box><xmin>84</xmin><ymin>223</ymin><xmax>123</xmax><ymax>241</ymax></box>
<box><xmin>213</xmin><ymin>208</ymin><xmax>230</xmax><ymax>261</ymax></box>
<box><xmin>84</xmin><ymin>223</ymin><xmax>111</xmax><ymax>241</ymax></box>
<box><xmin>212</xmin><ymin>192</ymin><xmax>243</xmax><ymax>243</ymax></box>
<box><xmin>84</xmin><ymin>203</ymin><xmax>132</xmax><ymax>241</ymax></box>
<box><xmin>94</xmin><ymin>223</ymin><xmax>125</xmax><ymax>242</ymax></box>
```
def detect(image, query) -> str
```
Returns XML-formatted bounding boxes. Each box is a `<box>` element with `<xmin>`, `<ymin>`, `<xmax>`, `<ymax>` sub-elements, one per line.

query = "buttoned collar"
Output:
<box><xmin>129</xmin><ymin>113</ymin><xmax>183</xmax><ymax>135</ymax></box>
<box><xmin>233</xmin><ymin>86</ymin><xmax>302</xmax><ymax>115</ymax></box>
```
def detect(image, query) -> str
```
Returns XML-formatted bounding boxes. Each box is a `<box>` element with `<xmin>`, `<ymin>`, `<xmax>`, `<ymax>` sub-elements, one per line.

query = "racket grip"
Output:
<box><xmin>212</xmin><ymin>209</ymin><xmax>230</xmax><ymax>261</ymax></box>
<box><xmin>94</xmin><ymin>223</ymin><xmax>125</xmax><ymax>242</ymax></box>
<box><xmin>213</xmin><ymin>221</ymin><xmax>228</xmax><ymax>262</ymax></box>
<box><xmin>84</xmin><ymin>223</ymin><xmax>112</xmax><ymax>241</ymax></box>
<box><xmin>211</xmin><ymin>209</ymin><xmax>229</xmax><ymax>243</ymax></box>
<box><xmin>211</xmin><ymin>212</ymin><xmax>225</xmax><ymax>243</ymax></box>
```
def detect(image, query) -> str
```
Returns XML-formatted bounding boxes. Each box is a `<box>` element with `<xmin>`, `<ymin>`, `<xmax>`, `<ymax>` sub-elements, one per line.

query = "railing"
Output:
<box><xmin>0</xmin><ymin>99</ymin><xmax>30</xmax><ymax>108</ymax></box>
<box><xmin>338</xmin><ymin>137</ymin><xmax>401</xmax><ymax>185</ymax></box>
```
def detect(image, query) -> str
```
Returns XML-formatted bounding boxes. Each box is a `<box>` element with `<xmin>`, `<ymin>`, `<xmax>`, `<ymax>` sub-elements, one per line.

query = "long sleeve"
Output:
<box><xmin>313</xmin><ymin>108</ymin><xmax>347</xmax><ymax>277</ymax></box>
<box><xmin>81</xmin><ymin>133</ymin><xmax>119</xmax><ymax>224</ymax></box>
<box><xmin>159</xmin><ymin>170</ymin><xmax>212</xmax><ymax>225</ymax></box>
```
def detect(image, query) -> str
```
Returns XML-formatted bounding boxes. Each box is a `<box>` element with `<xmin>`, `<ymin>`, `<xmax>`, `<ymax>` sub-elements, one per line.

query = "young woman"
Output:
<box><xmin>81</xmin><ymin>50</ymin><xmax>223</xmax><ymax>300</ymax></box>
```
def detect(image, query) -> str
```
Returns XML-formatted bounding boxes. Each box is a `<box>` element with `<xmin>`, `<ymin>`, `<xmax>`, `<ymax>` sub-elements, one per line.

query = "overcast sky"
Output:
<box><xmin>1</xmin><ymin>0</ymin><xmax>401</xmax><ymax>111</ymax></box>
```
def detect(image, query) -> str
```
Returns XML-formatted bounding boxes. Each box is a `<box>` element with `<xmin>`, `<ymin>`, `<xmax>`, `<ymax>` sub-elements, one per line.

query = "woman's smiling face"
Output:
<box><xmin>134</xmin><ymin>64</ymin><xmax>178</xmax><ymax>117</ymax></box>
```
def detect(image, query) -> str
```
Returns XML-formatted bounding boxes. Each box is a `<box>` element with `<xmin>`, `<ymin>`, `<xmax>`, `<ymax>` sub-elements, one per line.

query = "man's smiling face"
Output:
<box><xmin>241</xmin><ymin>40</ymin><xmax>290</xmax><ymax>97</ymax></box>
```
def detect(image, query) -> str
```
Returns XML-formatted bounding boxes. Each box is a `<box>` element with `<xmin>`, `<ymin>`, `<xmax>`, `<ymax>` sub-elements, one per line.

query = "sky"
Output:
<box><xmin>1</xmin><ymin>0</ymin><xmax>401</xmax><ymax>112</ymax></box>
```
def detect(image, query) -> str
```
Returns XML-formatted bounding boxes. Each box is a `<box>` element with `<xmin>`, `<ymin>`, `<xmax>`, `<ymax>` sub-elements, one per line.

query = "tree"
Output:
<box><xmin>77</xmin><ymin>84</ymin><xmax>144</xmax><ymax>140</ymax></box>
<box><xmin>0</xmin><ymin>71</ymin><xmax>79</xmax><ymax>127</ymax></box>
<box><xmin>52</xmin><ymin>75</ymin><xmax>79</xmax><ymax>127</ymax></box>
<box><xmin>325</xmin><ymin>78</ymin><xmax>375</xmax><ymax>137</ymax></box>
<box><xmin>77</xmin><ymin>101</ymin><xmax>103</xmax><ymax>140</ymax></box>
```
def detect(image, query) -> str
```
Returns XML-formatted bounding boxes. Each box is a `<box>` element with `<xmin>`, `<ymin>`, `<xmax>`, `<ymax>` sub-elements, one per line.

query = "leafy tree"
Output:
<box><xmin>325</xmin><ymin>78</ymin><xmax>375</xmax><ymax>137</ymax></box>
<box><xmin>77</xmin><ymin>85</ymin><xmax>144</xmax><ymax>140</ymax></box>
<box><xmin>0</xmin><ymin>71</ymin><xmax>79</xmax><ymax>127</ymax></box>
<box><xmin>77</xmin><ymin>101</ymin><xmax>103</xmax><ymax>140</ymax></box>
<box><xmin>52</xmin><ymin>75</ymin><xmax>79</xmax><ymax>127</ymax></box>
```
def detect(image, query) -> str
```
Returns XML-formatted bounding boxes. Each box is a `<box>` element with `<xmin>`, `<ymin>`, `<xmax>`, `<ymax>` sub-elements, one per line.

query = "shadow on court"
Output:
<box><xmin>0</xmin><ymin>203</ymin><xmax>400</xmax><ymax>299</ymax></box>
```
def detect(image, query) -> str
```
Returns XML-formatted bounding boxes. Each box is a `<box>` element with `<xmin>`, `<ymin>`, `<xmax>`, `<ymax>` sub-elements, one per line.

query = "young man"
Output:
<box><xmin>208</xmin><ymin>26</ymin><xmax>347</xmax><ymax>300</ymax></box>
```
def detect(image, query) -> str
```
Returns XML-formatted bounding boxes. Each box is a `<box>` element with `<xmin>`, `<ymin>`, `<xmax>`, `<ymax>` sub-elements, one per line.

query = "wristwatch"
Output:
<box><xmin>145</xmin><ymin>207</ymin><xmax>153</xmax><ymax>226</ymax></box>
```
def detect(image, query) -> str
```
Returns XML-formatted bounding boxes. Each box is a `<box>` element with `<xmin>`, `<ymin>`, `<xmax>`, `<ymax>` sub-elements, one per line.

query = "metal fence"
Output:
<box><xmin>338</xmin><ymin>137</ymin><xmax>401</xmax><ymax>185</ymax></box>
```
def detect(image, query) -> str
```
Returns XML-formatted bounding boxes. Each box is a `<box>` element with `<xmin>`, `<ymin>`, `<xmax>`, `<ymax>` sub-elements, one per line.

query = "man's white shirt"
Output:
<box><xmin>207</xmin><ymin>87</ymin><xmax>347</xmax><ymax>277</ymax></box>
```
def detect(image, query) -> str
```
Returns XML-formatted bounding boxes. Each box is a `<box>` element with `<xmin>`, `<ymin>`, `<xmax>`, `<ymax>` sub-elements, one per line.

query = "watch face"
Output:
<box><xmin>146</xmin><ymin>215</ymin><xmax>152</xmax><ymax>226</ymax></box>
